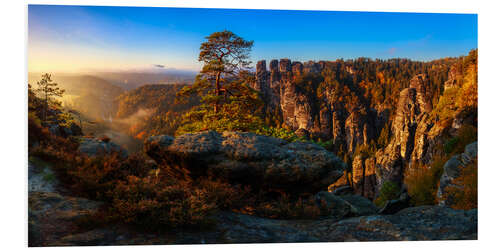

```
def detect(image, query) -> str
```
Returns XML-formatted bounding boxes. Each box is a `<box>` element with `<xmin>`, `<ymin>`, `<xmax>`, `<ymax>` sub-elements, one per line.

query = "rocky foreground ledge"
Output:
<box><xmin>29</xmin><ymin>132</ymin><xmax>477</xmax><ymax>246</ymax></box>
<box><xmin>145</xmin><ymin>131</ymin><xmax>346</xmax><ymax>194</ymax></box>
<box><xmin>29</xmin><ymin>192</ymin><xmax>476</xmax><ymax>246</ymax></box>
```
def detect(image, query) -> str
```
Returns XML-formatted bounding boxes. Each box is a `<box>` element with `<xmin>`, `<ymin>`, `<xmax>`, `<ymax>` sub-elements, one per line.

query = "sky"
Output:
<box><xmin>28</xmin><ymin>5</ymin><xmax>478</xmax><ymax>73</ymax></box>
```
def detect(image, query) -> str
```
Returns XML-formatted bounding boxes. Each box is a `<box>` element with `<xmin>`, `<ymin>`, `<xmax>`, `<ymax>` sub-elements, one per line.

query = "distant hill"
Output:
<box><xmin>28</xmin><ymin>73</ymin><xmax>125</xmax><ymax>121</ymax></box>
<box><xmin>28</xmin><ymin>72</ymin><xmax>197</xmax><ymax>140</ymax></box>
<box><xmin>94</xmin><ymin>71</ymin><xmax>196</xmax><ymax>90</ymax></box>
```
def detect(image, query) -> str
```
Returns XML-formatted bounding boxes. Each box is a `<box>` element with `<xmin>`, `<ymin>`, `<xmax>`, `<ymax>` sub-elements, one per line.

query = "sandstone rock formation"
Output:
<box><xmin>28</xmin><ymin>157</ymin><xmax>103</xmax><ymax>247</ymax></box>
<box><xmin>319</xmin><ymin>205</ymin><xmax>476</xmax><ymax>241</ymax></box>
<box><xmin>48</xmin><ymin>123</ymin><xmax>83</xmax><ymax>138</ymax></box>
<box><xmin>329</xmin><ymin>155</ymin><xmax>377</xmax><ymax>200</ymax></box>
<box><xmin>78</xmin><ymin>137</ymin><xmax>128</xmax><ymax>158</ymax></box>
<box><xmin>145</xmin><ymin>131</ymin><xmax>346</xmax><ymax>194</ymax></box>
<box><xmin>315</xmin><ymin>191</ymin><xmax>378</xmax><ymax>218</ymax></box>
<box><xmin>28</xmin><ymin>159</ymin><xmax>58</xmax><ymax>193</ymax></box>
<box><xmin>378</xmin><ymin>190</ymin><xmax>411</xmax><ymax>214</ymax></box>
<box><xmin>374</xmin><ymin>74</ymin><xmax>439</xmax><ymax>190</ymax></box>
<box><xmin>34</xmin><ymin>206</ymin><xmax>477</xmax><ymax>246</ymax></box>
<box><xmin>254</xmin><ymin>63</ymin><xmax>471</xmax><ymax>200</ymax></box>
<box><xmin>29</xmin><ymin>141</ymin><xmax>477</xmax><ymax>246</ymax></box>
<box><xmin>253</xmin><ymin>59</ymin><xmax>376</xmax><ymax>154</ymax></box>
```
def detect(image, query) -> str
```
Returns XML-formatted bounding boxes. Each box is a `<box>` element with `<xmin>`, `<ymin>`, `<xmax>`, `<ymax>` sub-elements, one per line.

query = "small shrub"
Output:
<box><xmin>255</xmin><ymin>126</ymin><xmax>303</xmax><ymax>142</ymax></box>
<box><xmin>197</xmin><ymin>179</ymin><xmax>254</xmax><ymax>210</ymax></box>
<box><xmin>314</xmin><ymin>139</ymin><xmax>334</xmax><ymax>151</ymax></box>
<box><xmin>444</xmin><ymin>137</ymin><xmax>459</xmax><ymax>155</ymax></box>
<box><xmin>110</xmin><ymin>176</ymin><xmax>217</xmax><ymax>230</ymax></box>
<box><xmin>254</xmin><ymin>194</ymin><xmax>326</xmax><ymax>219</ymax></box>
<box><xmin>374</xmin><ymin>181</ymin><xmax>400</xmax><ymax>207</ymax></box>
<box><xmin>404</xmin><ymin>155</ymin><xmax>447</xmax><ymax>206</ymax></box>
<box><xmin>444</xmin><ymin>125</ymin><xmax>477</xmax><ymax>156</ymax></box>
<box><xmin>256</xmin><ymin>126</ymin><xmax>334</xmax><ymax>150</ymax></box>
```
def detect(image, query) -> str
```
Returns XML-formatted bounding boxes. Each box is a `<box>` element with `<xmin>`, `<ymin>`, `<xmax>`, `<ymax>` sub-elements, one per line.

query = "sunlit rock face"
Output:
<box><xmin>253</xmin><ymin>59</ymin><xmax>377</xmax><ymax>155</ymax></box>
<box><xmin>252</xmin><ymin>60</ymin><xmax>475</xmax><ymax>200</ymax></box>
<box><xmin>373</xmin><ymin>74</ymin><xmax>445</xmax><ymax>191</ymax></box>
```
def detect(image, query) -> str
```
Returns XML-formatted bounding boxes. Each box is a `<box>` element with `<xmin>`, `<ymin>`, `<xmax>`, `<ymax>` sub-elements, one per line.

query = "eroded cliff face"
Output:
<box><xmin>253</xmin><ymin>59</ymin><xmax>376</xmax><ymax>155</ymax></box>
<box><xmin>251</xmin><ymin>58</ymin><xmax>476</xmax><ymax>200</ymax></box>
<box><xmin>252</xmin><ymin>60</ymin><xmax>408</xmax><ymax>195</ymax></box>
<box><xmin>373</xmin><ymin>74</ymin><xmax>443</xmax><ymax>189</ymax></box>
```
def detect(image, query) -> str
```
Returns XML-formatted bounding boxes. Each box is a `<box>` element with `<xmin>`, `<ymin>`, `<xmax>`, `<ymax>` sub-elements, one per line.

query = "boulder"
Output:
<box><xmin>331</xmin><ymin>185</ymin><xmax>353</xmax><ymax>196</ymax></box>
<box><xmin>378</xmin><ymin>191</ymin><xmax>410</xmax><ymax>214</ymax></box>
<box><xmin>29</xmin><ymin>158</ymin><xmax>58</xmax><ymax>193</ymax></box>
<box><xmin>315</xmin><ymin>191</ymin><xmax>378</xmax><ymax>219</ymax></box>
<box><xmin>145</xmin><ymin>131</ymin><xmax>346</xmax><ymax>194</ymax></box>
<box><xmin>29</xmin><ymin>191</ymin><xmax>103</xmax><ymax>247</ymax></box>
<box><xmin>47</xmin><ymin>122</ymin><xmax>83</xmax><ymax>138</ymax></box>
<box><xmin>78</xmin><ymin>137</ymin><xmax>128</xmax><ymax>158</ymax></box>
<box><xmin>322</xmin><ymin>206</ymin><xmax>477</xmax><ymax>241</ymax></box>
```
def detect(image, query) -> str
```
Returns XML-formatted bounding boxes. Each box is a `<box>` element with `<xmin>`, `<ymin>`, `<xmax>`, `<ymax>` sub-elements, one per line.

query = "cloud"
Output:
<box><xmin>153</xmin><ymin>64</ymin><xmax>165</xmax><ymax>68</ymax></box>
<box><xmin>388</xmin><ymin>47</ymin><xmax>397</xmax><ymax>55</ymax></box>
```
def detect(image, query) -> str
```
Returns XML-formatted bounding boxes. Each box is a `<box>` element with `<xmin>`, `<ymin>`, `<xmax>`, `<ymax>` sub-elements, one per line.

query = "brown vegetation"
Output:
<box><xmin>443</xmin><ymin>158</ymin><xmax>478</xmax><ymax>210</ymax></box>
<box><xmin>404</xmin><ymin>156</ymin><xmax>447</xmax><ymax>206</ymax></box>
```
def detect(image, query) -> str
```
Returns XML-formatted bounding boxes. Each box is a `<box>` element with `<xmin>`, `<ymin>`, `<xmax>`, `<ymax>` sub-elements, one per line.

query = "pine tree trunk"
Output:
<box><xmin>214</xmin><ymin>71</ymin><xmax>221</xmax><ymax>113</ymax></box>
<box><xmin>44</xmin><ymin>90</ymin><xmax>48</xmax><ymax>122</ymax></box>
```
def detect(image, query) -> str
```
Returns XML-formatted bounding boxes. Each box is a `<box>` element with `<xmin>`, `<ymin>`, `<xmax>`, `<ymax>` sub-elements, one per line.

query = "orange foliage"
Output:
<box><xmin>404</xmin><ymin>156</ymin><xmax>447</xmax><ymax>206</ymax></box>
<box><xmin>135</xmin><ymin>131</ymin><xmax>146</xmax><ymax>140</ymax></box>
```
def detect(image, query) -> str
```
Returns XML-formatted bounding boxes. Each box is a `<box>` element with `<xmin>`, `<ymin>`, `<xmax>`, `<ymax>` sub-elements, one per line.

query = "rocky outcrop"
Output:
<box><xmin>36</xmin><ymin>205</ymin><xmax>476</xmax><ymax>246</ymax></box>
<box><xmin>374</xmin><ymin>74</ymin><xmax>437</xmax><ymax>189</ymax></box>
<box><xmin>444</xmin><ymin>64</ymin><xmax>459</xmax><ymax>90</ymax></box>
<box><xmin>78</xmin><ymin>137</ymin><xmax>128</xmax><ymax>158</ymax></box>
<box><xmin>378</xmin><ymin>190</ymin><xmax>411</xmax><ymax>214</ymax></box>
<box><xmin>329</xmin><ymin>155</ymin><xmax>377</xmax><ymax>200</ymax></box>
<box><xmin>145</xmin><ymin>131</ymin><xmax>346</xmax><ymax>194</ymax></box>
<box><xmin>29</xmin><ymin>158</ymin><xmax>58</xmax><ymax>193</ymax></box>
<box><xmin>352</xmin><ymin>156</ymin><xmax>377</xmax><ymax>199</ymax></box>
<box><xmin>437</xmin><ymin>142</ymin><xmax>478</xmax><ymax>206</ymax></box>
<box><xmin>318</xmin><ymin>206</ymin><xmax>476</xmax><ymax>241</ymax></box>
<box><xmin>344</xmin><ymin>109</ymin><xmax>375</xmax><ymax>153</ymax></box>
<box><xmin>29</xmin><ymin>192</ymin><xmax>103</xmax><ymax>247</ymax></box>
<box><xmin>28</xmin><ymin>158</ymin><xmax>103</xmax><ymax>247</ymax></box>
<box><xmin>48</xmin><ymin>122</ymin><xmax>83</xmax><ymax>138</ymax></box>
<box><xmin>315</xmin><ymin>191</ymin><xmax>378</xmax><ymax>218</ymax></box>
<box><xmin>28</xmin><ymin>155</ymin><xmax>476</xmax><ymax>246</ymax></box>
<box><xmin>253</xmin><ymin>59</ymin><xmax>376</xmax><ymax>154</ymax></box>
<box><xmin>280</xmin><ymin>80</ymin><xmax>316</xmax><ymax>131</ymax></box>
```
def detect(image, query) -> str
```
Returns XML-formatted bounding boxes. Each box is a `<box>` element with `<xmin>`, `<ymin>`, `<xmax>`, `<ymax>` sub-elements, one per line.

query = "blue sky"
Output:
<box><xmin>28</xmin><ymin>5</ymin><xmax>477</xmax><ymax>72</ymax></box>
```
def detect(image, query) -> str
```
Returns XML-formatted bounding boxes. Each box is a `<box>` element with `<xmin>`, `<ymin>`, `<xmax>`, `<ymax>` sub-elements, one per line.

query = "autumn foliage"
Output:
<box><xmin>443</xmin><ymin>158</ymin><xmax>478</xmax><ymax>210</ymax></box>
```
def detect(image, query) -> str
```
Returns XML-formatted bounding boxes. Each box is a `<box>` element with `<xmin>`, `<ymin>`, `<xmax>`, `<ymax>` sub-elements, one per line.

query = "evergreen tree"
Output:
<box><xmin>35</xmin><ymin>73</ymin><xmax>65</xmax><ymax>121</ymax></box>
<box><xmin>176</xmin><ymin>30</ymin><xmax>264</xmax><ymax>134</ymax></box>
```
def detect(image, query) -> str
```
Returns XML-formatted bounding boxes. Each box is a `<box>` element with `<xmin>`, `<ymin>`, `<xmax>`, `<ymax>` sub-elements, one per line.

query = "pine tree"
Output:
<box><xmin>35</xmin><ymin>73</ymin><xmax>65</xmax><ymax>121</ymax></box>
<box><xmin>175</xmin><ymin>30</ymin><xmax>263</xmax><ymax>134</ymax></box>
